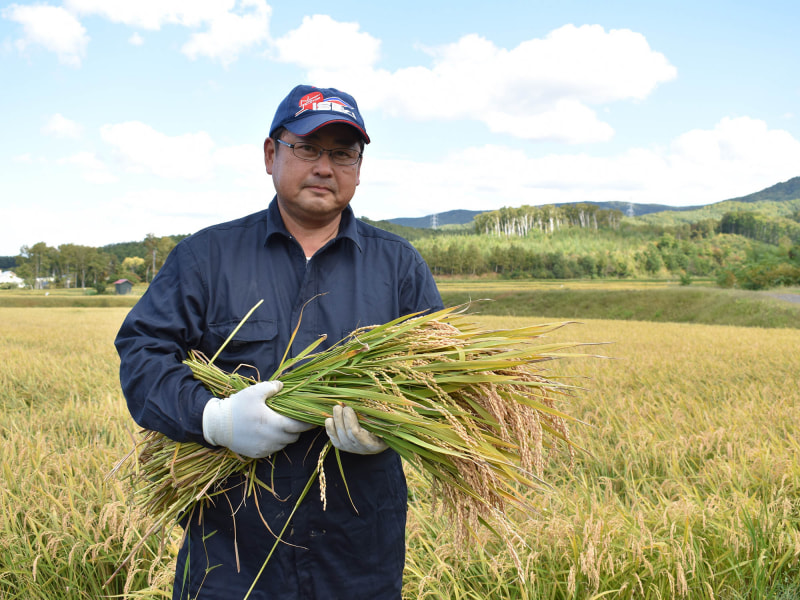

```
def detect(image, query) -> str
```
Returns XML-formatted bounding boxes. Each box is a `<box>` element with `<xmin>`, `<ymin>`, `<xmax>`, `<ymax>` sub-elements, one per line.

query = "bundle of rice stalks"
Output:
<box><xmin>109</xmin><ymin>303</ymin><xmax>594</xmax><ymax>585</ymax></box>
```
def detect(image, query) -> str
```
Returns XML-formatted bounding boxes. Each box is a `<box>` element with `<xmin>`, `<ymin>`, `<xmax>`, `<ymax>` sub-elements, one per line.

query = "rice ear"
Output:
<box><xmin>114</xmin><ymin>302</ymin><xmax>595</xmax><ymax>583</ymax></box>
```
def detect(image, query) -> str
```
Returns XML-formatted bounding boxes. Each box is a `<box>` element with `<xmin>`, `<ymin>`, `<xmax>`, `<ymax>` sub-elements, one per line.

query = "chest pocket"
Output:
<box><xmin>204</xmin><ymin>318</ymin><xmax>279</xmax><ymax>381</ymax></box>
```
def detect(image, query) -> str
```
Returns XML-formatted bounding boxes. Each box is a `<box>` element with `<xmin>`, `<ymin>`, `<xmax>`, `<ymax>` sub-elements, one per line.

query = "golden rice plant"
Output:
<box><xmin>110</xmin><ymin>303</ymin><xmax>594</xmax><ymax>585</ymax></box>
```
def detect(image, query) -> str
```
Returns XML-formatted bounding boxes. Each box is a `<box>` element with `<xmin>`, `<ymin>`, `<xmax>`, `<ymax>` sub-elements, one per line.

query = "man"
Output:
<box><xmin>114</xmin><ymin>84</ymin><xmax>443</xmax><ymax>599</ymax></box>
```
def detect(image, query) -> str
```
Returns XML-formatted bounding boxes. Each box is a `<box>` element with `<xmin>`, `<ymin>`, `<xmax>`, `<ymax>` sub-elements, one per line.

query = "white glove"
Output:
<box><xmin>325</xmin><ymin>405</ymin><xmax>388</xmax><ymax>455</ymax></box>
<box><xmin>202</xmin><ymin>381</ymin><xmax>315</xmax><ymax>459</ymax></box>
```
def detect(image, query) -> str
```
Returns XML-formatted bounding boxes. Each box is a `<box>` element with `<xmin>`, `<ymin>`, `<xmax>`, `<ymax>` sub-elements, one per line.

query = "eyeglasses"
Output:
<box><xmin>275</xmin><ymin>138</ymin><xmax>362</xmax><ymax>166</ymax></box>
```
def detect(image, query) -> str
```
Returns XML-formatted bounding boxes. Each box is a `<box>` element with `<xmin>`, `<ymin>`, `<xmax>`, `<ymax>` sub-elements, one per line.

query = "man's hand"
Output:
<box><xmin>325</xmin><ymin>404</ymin><xmax>388</xmax><ymax>455</ymax></box>
<box><xmin>202</xmin><ymin>381</ymin><xmax>315</xmax><ymax>459</ymax></box>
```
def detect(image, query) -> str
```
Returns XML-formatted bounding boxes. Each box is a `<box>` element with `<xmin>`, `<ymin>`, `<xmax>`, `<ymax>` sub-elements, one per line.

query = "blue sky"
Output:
<box><xmin>2</xmin><ymin>0</ymin><xmax>799</xmax><ymax>256</ymax></box>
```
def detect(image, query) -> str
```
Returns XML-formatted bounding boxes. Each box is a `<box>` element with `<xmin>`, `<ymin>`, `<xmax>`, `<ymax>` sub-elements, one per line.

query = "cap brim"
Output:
<box><xmin>285</xmin><ymin>113</ymin><xmax>370</xmax><ymax>144</ymax></box>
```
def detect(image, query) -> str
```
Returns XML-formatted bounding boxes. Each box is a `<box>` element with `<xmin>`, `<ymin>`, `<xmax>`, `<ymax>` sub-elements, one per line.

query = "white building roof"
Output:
<box><xmin>0</xmin><ymin>270</ymin><xmax>24</xmax><ymax>285</ymax></box>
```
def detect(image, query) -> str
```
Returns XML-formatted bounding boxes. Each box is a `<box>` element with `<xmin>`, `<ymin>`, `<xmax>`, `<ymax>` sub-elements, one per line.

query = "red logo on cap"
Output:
<box><xmin>299</xmin><ymin>91</ymin><xmax>324</xmax><ymax>110</ymax></box>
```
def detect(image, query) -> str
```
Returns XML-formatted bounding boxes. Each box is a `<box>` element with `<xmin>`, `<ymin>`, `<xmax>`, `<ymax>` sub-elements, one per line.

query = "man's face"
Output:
<box><xmin>264</xmin><ymin>123</ymin><xmax>362</xmax><ymax>227</ymax></box>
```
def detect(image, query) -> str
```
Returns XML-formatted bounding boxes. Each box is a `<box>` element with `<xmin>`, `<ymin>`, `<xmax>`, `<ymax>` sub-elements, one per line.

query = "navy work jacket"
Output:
<box><xmin>115</xmin><ymin>198</ymin><xmax>443</xmax><ymax>599</ymax></box>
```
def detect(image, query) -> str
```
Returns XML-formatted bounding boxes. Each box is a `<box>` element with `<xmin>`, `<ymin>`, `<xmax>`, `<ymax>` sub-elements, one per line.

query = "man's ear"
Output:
<box><xmin>264</xmin><ymin>137</ymin><xmax>276</xmax><ymax>174</ymax></box>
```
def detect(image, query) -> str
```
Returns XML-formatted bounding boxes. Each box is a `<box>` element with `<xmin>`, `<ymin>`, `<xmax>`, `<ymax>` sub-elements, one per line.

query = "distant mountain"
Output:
<box><xmin>634</xmin><ymin>176</ymin><xmax>800</xmax><ymax>227</ymax></box>
<box><xmin>553</xmin><ymin>201</ymin><xmax>704</xmax><ymax>217</ymax></box>
<box><xmin>386</xmin><ymin>202</ymin><xmax>697</xmax><ymax>229</ymax></box>
<box><xmin>386</xmin><ymin>176</ymin><xmax>800</xmax><ymax>229</ymax></box>
<box><xmin>388</xmin><ymin>209</ymin><xmax>485</xmax><ymax>229</ymax></box>
<box><xmin>724</xmin><ymin>176</ymin><xmax>800</xmax><ymax>204</ymax></box>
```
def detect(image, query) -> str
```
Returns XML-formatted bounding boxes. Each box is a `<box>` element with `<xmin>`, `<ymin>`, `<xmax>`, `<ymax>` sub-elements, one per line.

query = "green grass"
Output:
<box><xmin>437</xmin><ymin>281</ymin><xmax>800</xmax><ymax>328</ymax></box>
<box><xmin>5</xmin><ymin>281</ymin><xmax>800</xmax><ymax>327</ymax></box>
<box><xmin>0</xmin><ymin>289</ymin><xmax>141</xmax><ymax>308</ymax></box>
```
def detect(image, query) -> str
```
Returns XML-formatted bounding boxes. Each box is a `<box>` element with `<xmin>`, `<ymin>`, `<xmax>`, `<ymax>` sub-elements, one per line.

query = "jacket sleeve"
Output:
<box><xmin>114</xmin><ymin>242</ymin><xmax>213</xmax><ymax>444</ymax></box>
<box><xmin>401</xmin><ymin>248</ymin><xmax>444</xmax><ymax>315</ymax></box>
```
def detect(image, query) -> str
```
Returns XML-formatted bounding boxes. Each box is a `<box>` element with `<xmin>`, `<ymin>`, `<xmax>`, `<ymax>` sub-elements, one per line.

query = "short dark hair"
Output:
<box><xmin>270</xmin><ymin>126</ymin><xmax>287</xmax><ymax>147</ymax></box>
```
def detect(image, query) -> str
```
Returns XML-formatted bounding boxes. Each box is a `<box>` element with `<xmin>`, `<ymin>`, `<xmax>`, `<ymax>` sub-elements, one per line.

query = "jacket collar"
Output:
<box><xmin>264</xmin><ymin>196</ymin><xmax>362</xmax><ymax>252</ymax></box>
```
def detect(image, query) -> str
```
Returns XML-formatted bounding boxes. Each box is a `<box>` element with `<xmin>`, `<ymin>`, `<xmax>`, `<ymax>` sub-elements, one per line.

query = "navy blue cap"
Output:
<box><xmin>269</xmin><ymin>85</ymin><xmax>370</xmax><ymax>144</ymax></box>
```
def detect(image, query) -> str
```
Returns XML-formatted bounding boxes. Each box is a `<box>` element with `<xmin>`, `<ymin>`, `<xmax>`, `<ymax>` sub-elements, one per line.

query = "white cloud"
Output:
<box><xmin>181</xmin><ymin>0</ymin><xmax>271</xmax><ymax>65</ymax></box>
<box><xmin>98</xmin><ymin>186</ymin><xmax>272</xmax><ymax>244</ymax></box>
<box><xmin>65</xmin><ymin>0</ymin><xmax>271</xmax><ymax>64</ymax></box>
<box><xmin>99</xmin><ymin>121</ymin><xmax>265</xmax><ymax>183</ymax></box>
<box><xmin>57</xmin><ymin>151</ymin><xmax>104</xmax><ymax>170</ymax></box>
<box><xmin>42</xmin><ymin>114</ymin><xmax>83</xmax><ymax>138</ymax></box>
<box><xmin>664</xmin><ymin>117</ymin><xmax>800</xmax><ymax>198</ymax></box>
<box><xmin>288</xmin><ymin>23</ymin><xmax>676</xmax><ymax>143</ymax></box>
<box><xmin>355</xmin><ymin>116</ymin><xmax>800</xmax><ymax>219</ymax></box>
<box><xmin>273</xmin><ymin>14</ymin><xmax>380</xmax><ymax>70</ymax></box>
<box><xmin>57</xmin><ymin>151</ymin><xmax>118</xmax><ymax>184</ymax></box>
<box><xmin>13</xmin><ymin>153</ymin><xmax>34</xmax><ymax>164</ymax></box>
<box><xmin>100</xmin><ymin>121</ymin><xmax>217</xmax><ymax>179</ymax></box>
<box><xmin>3</xmin><ymin>4</ymin><xmax>88</xmax><ymax>67</ymax></box>
<box><xmin>485</xmin><ymin>99</ymin><xmax>614</xmax><ymax>143</ymax></box>
<box><xmin>115</xmin><ymin>187</ymin><xmax>266</xmax><ymax>221</ymax></box>
<box><xmin>128</xmin><ymin>32</ymin><xmax>144</xmax><ymax>46</ymax></box>
<box><xmin>213</xmin><ymin>143</ymin><xmax>266</xmax><ymax>188</ymax></box>
<box><xmin>64</xmin><ymin>0</ymin><xmax>233</xmax><ymax>30</ymax></box>
<box><xmin>514</xmin><ymin>24</ymin><xmax>676</xmax><ymax>103</ymax></box>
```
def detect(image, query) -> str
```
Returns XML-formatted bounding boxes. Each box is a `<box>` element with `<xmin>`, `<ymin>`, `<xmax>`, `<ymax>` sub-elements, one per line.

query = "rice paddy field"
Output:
<box><xmin>1</xmin><ymin>297</ymin><xmax>799</xmax><ymax>598</ymax></box>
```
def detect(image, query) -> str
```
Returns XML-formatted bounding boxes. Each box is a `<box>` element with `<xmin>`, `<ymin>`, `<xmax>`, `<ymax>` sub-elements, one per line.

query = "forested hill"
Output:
<box><xmin>387</xmin><ymin>203</ymin><xmax>699</xmax><ymax>229</ymax></box>
<box><xmin>388</xmin><ymin>209</ymin><xmax>484</xmax><ymax>229</ymax></box>
<box><xmin>635</xmin><ymin>177</ymin><xmax>800</xmax><ymax>227</ymax></box>
<box><xmin>555</xmin><ymin>200</ymin><xmax>703</xmax><ymax>217</ymax></box>
<box><xmin>725</xmin><ymin>176</ymin><xmax>800</xmax><ymax>204</ymax></box>
<box><xmin>386</xmin><ymin>176</ymin><xmax>800</xmax><ymax>229</ymax></box>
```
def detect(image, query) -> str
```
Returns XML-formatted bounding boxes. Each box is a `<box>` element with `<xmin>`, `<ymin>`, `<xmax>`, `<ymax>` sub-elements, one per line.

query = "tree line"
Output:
<box><xmin>6</xmin><ymin>234</ymin><xmax>185</xmax><ymax>292</ymax></box>
<box><xmin>413</xmin><ymin>206</ymin><xmax>800</xmax><ymax>289</ymax></box>
<box><xmin>718</xmin><ymin>210</ymin><xmax>800</xmax><ymax>245</ymax></box>
<box><xmin>473</xmin><ymin>203</ymin><xmax>624</xmax><ymax>237</ymax></box>
<box><xmin>4</xmin><ymin>206</ymin><xmax>800</xmax><ymax>292</ymax></box>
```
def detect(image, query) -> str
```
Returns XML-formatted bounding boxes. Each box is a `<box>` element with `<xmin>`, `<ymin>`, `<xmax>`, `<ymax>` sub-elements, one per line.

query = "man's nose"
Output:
<box><xmin>312</xmin><ymin>151</ymin><xmax>336</xmax><ymax>174</ymax></box>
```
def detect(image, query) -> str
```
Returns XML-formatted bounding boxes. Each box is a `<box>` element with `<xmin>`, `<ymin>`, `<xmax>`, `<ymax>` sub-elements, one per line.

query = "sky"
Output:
<box><xmin>2</xmin><ymin>0</ymin><xmax>800</xmax><ymax>256</ymax></box>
